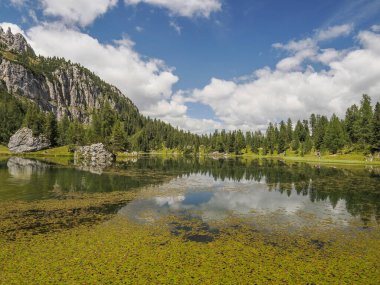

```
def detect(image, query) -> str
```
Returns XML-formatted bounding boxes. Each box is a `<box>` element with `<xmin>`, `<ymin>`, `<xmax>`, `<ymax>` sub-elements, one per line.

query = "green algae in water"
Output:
<box><xmin>1</xmin><ymin>214</ymin><xmax>379</xmax><ymax>284</ymax></box>
<box><xmin>0</xmin><ymin>157</ymin><xmax>379</xmax><ymax>283</ymax></box>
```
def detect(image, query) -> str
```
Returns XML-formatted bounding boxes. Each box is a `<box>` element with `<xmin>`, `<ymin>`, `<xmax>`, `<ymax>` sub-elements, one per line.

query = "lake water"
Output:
<box><xmin>1</xmin><ymin>156</ymin><xmax>379</xmax><ymax>283</ymax></box>
<box><xmin>1</xmin><ymin>156</ymin><xmax>379</xmax><ymax>227</ymax></box>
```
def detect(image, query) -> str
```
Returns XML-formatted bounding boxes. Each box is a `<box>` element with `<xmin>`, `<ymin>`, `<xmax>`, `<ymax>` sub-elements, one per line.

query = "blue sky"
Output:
<box><xmin>1</xmin><ymin>0</ymin><xmax>380</xmax><ymax>133</ymax></box>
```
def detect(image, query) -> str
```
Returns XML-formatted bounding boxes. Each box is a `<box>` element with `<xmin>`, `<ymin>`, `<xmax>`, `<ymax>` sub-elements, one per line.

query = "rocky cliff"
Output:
<box><xmin>0</xmin><ymin>28</ymin><xmax>139</xmax><ymax>123</ymax></box>
<box><xmin>0</xmin><ymin>27</ymin><xmax>35</xmax><ymax>55</ymax></box>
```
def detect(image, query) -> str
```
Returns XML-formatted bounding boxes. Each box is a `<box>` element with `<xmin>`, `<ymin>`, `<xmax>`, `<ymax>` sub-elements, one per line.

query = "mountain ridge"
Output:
<box><xmin>0</xmin><ymin>28</ymin><xmax>139</xmax><ymax>123</ymax></box>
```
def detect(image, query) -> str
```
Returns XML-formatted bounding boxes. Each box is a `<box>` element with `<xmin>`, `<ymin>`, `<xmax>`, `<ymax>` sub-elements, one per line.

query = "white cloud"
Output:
<box><xmin>272</xmin><ymin>25</ymin><xmax>354</xmax><ymax>71</ymax></box>
<box><xmin>143</xmin><ymin>93</ymin><xmax>222</xmax><ymax>134</ymax></box>
<box><xmin>276</xmin><ymin>48</ymin><xmax>316</xmax><ymax>71</ymax></box>
<box><xmin>186</xmin><ymin>29</ymin><xmax>380</xmax><ymax>131</ymax></box>
<box><xmin>135</xmin><ymin>26</ymin><xmax>143</xmax><ymax>32</ymax></box>
<box><xmin>317</xmin><ymin>48</ymin><xmax>347</xmax><ymax>65</ymax></box>
<box><xmin>124</xmin><ymin>0</ymin><xmax>222</xmax><ymax>18</ymax></box>
<box><xmin>10</xmin><ymin>0</ymin><xmax>27</xmax><ymax>7</ymax></box>
<box><xmin>28</xmin><ymin>9</ymin><xmax>38</xmax><ymax>23</ymax></box>
<box><xmin>371</xmin><ymin>25</ymin><xmax>380</xmax><ymax>32</ymax></box>
<box><xmin>273</xmin><ymin>38</ymin><xmax>315</xmax><ymax>52</ymax></box>
<box><xmin>144</xmin><ymin>99</ymin><xmax>187</xmax><ymax>118</ymax></box>
<box><xmin>40</xmin><ymin>0</ymin><xmax>118</xmax><ymax>26</ymax></box>
<box><xmin>316</xmin><ymin>24</ymin><xmax>353</xmax><ymax>41</ymax></box>
<box><xmin>169</xmin><ymin>20</ymin><xmax>181</xmax><ymax>35</ymax></box>
<box><xmin>163</xmin><ymin>116</ymin><xmax>222</xmax><ymax>134</ymax></box>
<box><xmin>0</xmin><ymin>22</ymin><xmax>26</xmax><ymax>35</ymax></box>
<box><xmin>8</xmin><ymin>23</ymin><xmax>178</xmax><ymax>113</ymax></box>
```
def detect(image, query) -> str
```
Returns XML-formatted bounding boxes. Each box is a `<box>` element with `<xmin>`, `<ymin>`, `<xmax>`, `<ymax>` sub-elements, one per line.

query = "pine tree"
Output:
<box><xmin>286</xmin><ymin>118</ymin><xmax>293</xmax><ymax>144</ymax></box>
<box><xmin>100</xmin><ymin>101</ymin><xmax>116</xmax><ymax>139</ymax></box>
<box><xmin>44</xmin><ymin>112</ymin><xmax>58</xmax><ymax>146</ymax></box>
<box><xmin>110</xmin><ymin>121</ymin><xmax>128</xmax><ymax>152</ymax></box>
<box><xmin>0</xmin><ymin>90</ymin><xmax>25</xmax><ymax>143</ymax></box>
<box><xmin>66</xmin><ymin>119</ymin><xmax>85</xmax><ymax>145</ymax></box>
<box><xmin>345</xmin><ymin>104</ymin><xmax>360</xmax><ymax>144</ymax></box>
<box><xmin>292</xmin><ymin>120</ymin><xmax>303</xmax><ymax>151</ymax></box>
<box><xmin>234</xmin><ymin>130</ymin><xmax>245</xmax><ymax>154</ymax></box>
<box><xmin>357</xmin><ymin>94</ymin><xmax>373</xmax><ymax>146</ymax></box>
<box><xmin>278</xmin><ymin>121</ymin><xmax>287</xmax><ymax>154</ymax></box>
<box><xmin>58</xmin><ymin>115</ymin><xmax>70</xmax><ymax>146</ymax></box>
<box><xmin>216</xmin><ymin>130</ymin><xmax>225</xmax><ymax>152</ymax></box>
<box><xmin>252</xmin><ymin>131</ymin><xmax>262</xmax><ymax>154</ymax></box>
<box><xmin>310</xmin><ymin>114</ymin><xmax>316</xmax><ymax>138</ymax></box>
<box><xmin>91</xmin><ymin>111</ymin><xmax>102</xmax><ymax>142</ymax></box>
<box><xmin>371</xmin><ymin>102</ymin><xmax>380</xmax><ymax>153</ymax></box>
<box><xmin>314</xmin><ymin>115</ymin><xmax>328</xmax><ymax>150</ymax></box>
<box><xmin>324</xmin><ymin>114</ymin><xmax>346</xmax><ymax>154</ymax></box>
<box><xmin>266</xmin><ymin>123</ymin><xmax>276</xmax><ymax>154</ymax></box>
<box><xmin>23</xmin><ymin>104</ymin><xmax>44</xmax><ymax>135</ymax></box>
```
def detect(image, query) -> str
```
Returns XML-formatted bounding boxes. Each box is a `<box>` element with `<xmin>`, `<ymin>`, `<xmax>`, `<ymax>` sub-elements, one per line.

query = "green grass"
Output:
<box><xmin>31</xmin><ymin>146</ymin><xmax>73</xmax><ymax>157</ymax></box>
<box><xmin>0</xmin><ymin>145</ymin><xmax>11</xmax><ymax>155</ymax></box>
<box><xmin>0</xmin><ymin>145</ymin><xmax>73</xmax><ymax>157</ymax></box>
<box><xmin>2</xmin><ymin>143</ymin><xmax>379</xmax><ymax>165</ymax></box>
<box><xmin>240</xmin><ymin>151</ymin><xmax>380</xmax><ymax>165</ymax></box>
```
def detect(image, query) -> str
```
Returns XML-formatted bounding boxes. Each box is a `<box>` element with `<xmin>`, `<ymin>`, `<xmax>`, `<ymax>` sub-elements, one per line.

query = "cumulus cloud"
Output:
<box><xmin>272</xmin><ymin>24</ymin><xmax>353</xmax><ymax>71</ymax></box>
<box><xmin>124</xmin><ymin>0</ymin><xmax>222</xmax><ymax>18</ymax></box>
<box><xmin>0</xmin><ymin>22</ymin><xmax>26</xmax><ymax>35</ymax></box>
<box><xmin>0</xmin><ymin>22</ymin><xmax>179</xmax><ymax>117</ymax></box>
<box><xmin>272</xmin><ymin>38</ymin><xmax>315</xmax><ymax>52</ymax></box>
<box><xmin>187</xmin><ymin>28</ymin><xmax>380</xmax><ymax>131</ymax></box>
<box><xmin>316</xmin><ymin>24</ymin><xmax>353</xmax><ymax>41</ymax></box>
<box><xmin>143</xmin><ymin>94</ymin><xmax>223</xmax><ymax>134</ymax></box>
<box><xmin>371</xmin><ymin>25</ymin><xmax>380</xmax><ymax>32</ymax></box>
<box><xmin>39</xmin><ymin>0</ymin><xmax>118</xmax><ymax>26</ymax></box>
<box><xmin>10</xmin><ymin>0</ymin><xmax>27</xmax><ymax>7</ymax></box>
<box><xmin>316</xmin><ymin>48</ymin><xmax>347</xmax><ymax>65</ymax></box>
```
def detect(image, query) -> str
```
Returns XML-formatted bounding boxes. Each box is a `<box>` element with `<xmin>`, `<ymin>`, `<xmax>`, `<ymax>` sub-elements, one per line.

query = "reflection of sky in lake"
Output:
<box><xmin>119</xmin><ymin>173</ymin><xmax>352</xmax><ymax>227</ymax></box>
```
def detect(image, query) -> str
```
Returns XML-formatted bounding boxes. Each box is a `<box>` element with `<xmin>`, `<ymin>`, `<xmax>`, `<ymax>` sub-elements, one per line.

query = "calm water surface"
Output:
<box><xmin>0</xmin><ymin>156</ymin><xmax>379</xmax><ymax>228</ymax></box>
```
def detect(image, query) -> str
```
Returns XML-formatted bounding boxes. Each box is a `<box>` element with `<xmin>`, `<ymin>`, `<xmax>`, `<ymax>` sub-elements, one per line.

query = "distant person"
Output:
<box><xmin>316</xmin><ymin>150</ymin><xmax>321</xmax><ymax>159</ymax></box>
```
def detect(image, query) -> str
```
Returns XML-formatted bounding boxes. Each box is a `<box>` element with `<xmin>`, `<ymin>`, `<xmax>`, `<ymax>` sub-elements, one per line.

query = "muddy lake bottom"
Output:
<box><xmin>0</xmin><ymin>157</ymin><xmax>379</xmax><ymax>284</ymax></box>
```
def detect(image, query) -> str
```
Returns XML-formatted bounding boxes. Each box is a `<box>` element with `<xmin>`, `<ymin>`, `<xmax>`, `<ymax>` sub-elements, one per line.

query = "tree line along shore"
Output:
<box><xmin>1</xmin><ymin>84</ymin><xmax>379</xmax><ymax>162</ymax></box>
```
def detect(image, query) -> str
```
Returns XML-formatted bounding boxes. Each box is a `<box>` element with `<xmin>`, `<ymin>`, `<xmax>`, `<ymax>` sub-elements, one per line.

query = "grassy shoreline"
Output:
<box><xmin>1</xmin><ymin>144</ymin><xmax>379</xmax><ymax>166</ymax></box>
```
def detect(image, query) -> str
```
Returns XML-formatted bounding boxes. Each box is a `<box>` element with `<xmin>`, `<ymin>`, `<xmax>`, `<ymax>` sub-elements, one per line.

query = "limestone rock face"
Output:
<box><xmin>8</xmin><ymin>128</ymin><xmax>51</xmax><ymax>153</ymax></box>
<box><xmin>0</xmin><ymin>27</ymin><xmax>35</xmax><ymax>55</ymax></box>
<box><xmin>0</xmin><ymin>29</ymin><xmax>138</xmax><ymax>123</ymax></box>
<box><xmin>74</xmin><ymin>143</ymin><xmax>115</xmax><ymax>174</ymax></box>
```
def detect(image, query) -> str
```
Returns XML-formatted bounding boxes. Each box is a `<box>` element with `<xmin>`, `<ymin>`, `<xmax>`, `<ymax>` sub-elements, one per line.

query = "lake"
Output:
<box><xmin>0</xmin><ymin>156</ymin><xmax>379</xmax><ymax>283</ymax></box>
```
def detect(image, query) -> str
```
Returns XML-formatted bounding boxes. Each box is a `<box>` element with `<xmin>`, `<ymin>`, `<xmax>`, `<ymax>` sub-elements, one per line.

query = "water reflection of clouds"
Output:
<box><xmin>156</xmin><ymin>196</ymin><xmax>185</xmax><ymax>207</ymax></box>
<box><xmin>120</xmin><ymin>173</ymin><xmax>353</xmax><ymax>227</ymax></box>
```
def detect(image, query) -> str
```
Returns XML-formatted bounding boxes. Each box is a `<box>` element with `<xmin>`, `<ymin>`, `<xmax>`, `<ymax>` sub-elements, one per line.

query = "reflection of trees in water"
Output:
<box><xmin>2</xmin><ymin>157</ymin><xmax>379</xmax><ymax>221</ymax></box>
<box><xmin>117</xmin><ymin>157</ymin><xmax>380</xmax><ymax>223</ymax></box>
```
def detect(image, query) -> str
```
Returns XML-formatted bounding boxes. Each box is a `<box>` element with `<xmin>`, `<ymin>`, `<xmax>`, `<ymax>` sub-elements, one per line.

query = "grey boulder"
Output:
<box><xmin>74</xmin><ymin>143</ymin><xmax>115</xmax><ymax>174</ymax></box>
<box><xmin>8</xmin><ymin>128</ymin><xmax>51</xmax><ymax>153</ymax></box>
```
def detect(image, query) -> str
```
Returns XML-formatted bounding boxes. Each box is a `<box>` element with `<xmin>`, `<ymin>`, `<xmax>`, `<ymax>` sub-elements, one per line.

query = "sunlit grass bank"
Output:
<box><xmin>1</xmin><ymin>143</ymin><xmax>380</xmax><ymax>166</ymax></box>
<box><xmin>0</xmin><ymin>145</ymin><xmax>10</xmax><ymax>155</ymax></box>
<box><xmin>0</xmin><ymin>145</ymin><xmax>73</xmax><ymax>157</ymax></box>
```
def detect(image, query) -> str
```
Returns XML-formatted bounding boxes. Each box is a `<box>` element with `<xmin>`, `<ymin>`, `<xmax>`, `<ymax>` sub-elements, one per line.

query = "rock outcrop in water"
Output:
<box><xmin>74</xmin><ymin>143</ymin><xmax>115</xmax><ymax>174</ymax></box>
<box><xmin>8</xmin><ymin>128</ymin><xmax>51</xmax><ymax>153</ymax></box>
